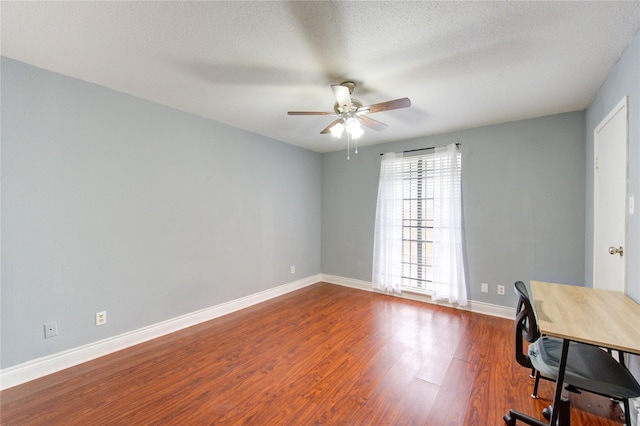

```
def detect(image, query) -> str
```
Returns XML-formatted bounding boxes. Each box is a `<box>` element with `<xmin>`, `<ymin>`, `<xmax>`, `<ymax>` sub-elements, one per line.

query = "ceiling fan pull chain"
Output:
<box><xmin>347</xmin><ymin>133</ymin><xmax>350</xmax><ymax>160</ymax></box>
<box><xmin>355</xmin><ymin>136</ymin><xmax>358</xmax><ymax>155</ymax></box>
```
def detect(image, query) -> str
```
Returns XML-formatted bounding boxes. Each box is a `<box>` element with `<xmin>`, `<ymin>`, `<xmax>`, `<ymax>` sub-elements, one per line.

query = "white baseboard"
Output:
<box><xmin>0</xmin><ymin>274</ymin><xmax>321</xmax><ymax>390</ymax></box>
<box><xmin>320</xmin><ymin>274</ymin><xmax>371</xmax><ymax>291</ymax></box>
<box><xmin>320</xmin><ymin>274</ymin><xmax>515</xmax><ymax>319</ymax></box>
<box><xmin>466</xmin><ymin>299</ymin><xmax>516</xmax><ymax>319</ymax></box>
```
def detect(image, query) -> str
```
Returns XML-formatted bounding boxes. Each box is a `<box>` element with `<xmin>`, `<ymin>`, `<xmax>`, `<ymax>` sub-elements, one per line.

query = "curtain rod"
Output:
<box><xmin>379</xmin><ymin>143</ymin><xmax>461</xmax><ymax>156</ymax></box>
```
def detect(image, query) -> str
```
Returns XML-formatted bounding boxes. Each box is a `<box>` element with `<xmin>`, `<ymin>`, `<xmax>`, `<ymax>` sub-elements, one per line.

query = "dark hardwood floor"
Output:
<box><xmin>1</xmin><ymin>283</ymin><xmax>625</xmax><ymax>425</ymax></box>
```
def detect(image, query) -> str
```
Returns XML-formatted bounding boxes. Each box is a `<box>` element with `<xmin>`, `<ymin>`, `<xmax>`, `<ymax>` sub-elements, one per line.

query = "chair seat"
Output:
<box><xmin>529</xmin><ymin>337</ymin><xmax>640</xmax><ymax>399</ymax></box>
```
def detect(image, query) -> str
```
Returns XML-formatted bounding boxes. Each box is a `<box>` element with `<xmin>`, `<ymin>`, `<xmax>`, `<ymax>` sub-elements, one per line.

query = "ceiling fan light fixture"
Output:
<box><xmin>345</xmin><ymin>117</ymin><xmax>360</xmax><ymax>133</ymax></box>
<box><xmin>330</xmin><ymin>122</ymin><xmax>345</xmax><ymax>138</ymax></box>
<box><xmin>350</xmin><ymin>126</ymin><xmax>364</xmax><ymax>139</ymax></box>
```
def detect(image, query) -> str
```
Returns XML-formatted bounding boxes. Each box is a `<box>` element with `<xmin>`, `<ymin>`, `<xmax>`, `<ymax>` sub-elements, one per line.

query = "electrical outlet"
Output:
<box><xmin>96</xmin><ymin>311</ymin><xmax>107</xmax><ymax>326</ymax></box>
<box><xmin>44</xmin><ymin>322</ymin><xmax>57</xmax><ymax>338</ymax></box>
<box><xmin>481</xmin><ymin>283</ymin><xmax>489</xmax><ymax>293</ymax></box>
<box><xmin>497</xmin><ymin>285</ymin><xmax>505</xmax><ymax>296</ymax></box>
<box><xmin>290</xmin><ymin>266</ymin><xmax>295</xmax><ymax>274</ymax></box>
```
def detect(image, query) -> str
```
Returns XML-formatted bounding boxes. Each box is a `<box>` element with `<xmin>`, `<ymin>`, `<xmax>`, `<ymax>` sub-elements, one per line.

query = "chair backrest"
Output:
<box><xmin>513</xmin><ymin>281</ymin><xmax>541</xmax><ymax>369</ymax></box>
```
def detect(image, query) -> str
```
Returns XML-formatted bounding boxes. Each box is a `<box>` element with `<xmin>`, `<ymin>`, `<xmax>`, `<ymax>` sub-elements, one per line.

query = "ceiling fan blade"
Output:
<box><xmin>360</xmin><ymin>97</ymin><xmax>411</xmax><ymax>114</ymax></box>
<box><xmin>320</xmin><ymin>118</ymin><xmax>343</xmax><ymax>134</ymax></box>
<box><xmin>287</xmin><ymin>111</ymin><xmax>335</xmax><ymax>115</ymax></box>
<box><xmin>359</xmin><ymin>116</ymin><xmax>388</xmax><ymax>131</ymax></box>
<box><xmin>331</xmin><ymin>84</ymin><xmax>352</xmax><ymax>111</ymax></box>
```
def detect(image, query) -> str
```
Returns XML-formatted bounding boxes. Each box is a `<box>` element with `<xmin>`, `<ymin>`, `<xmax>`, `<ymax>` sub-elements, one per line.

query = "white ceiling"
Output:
<box><xmin>2</xmin><ymin>1</ymin><xmax>639</xmax><ymax>153</ymax></box>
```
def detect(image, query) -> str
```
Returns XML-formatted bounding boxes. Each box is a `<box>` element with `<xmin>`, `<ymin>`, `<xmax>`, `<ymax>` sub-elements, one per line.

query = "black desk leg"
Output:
<box><xmin>550</xmin><ymin>339</ymin><xmax>571</xmax><ymax>425</ymax></box>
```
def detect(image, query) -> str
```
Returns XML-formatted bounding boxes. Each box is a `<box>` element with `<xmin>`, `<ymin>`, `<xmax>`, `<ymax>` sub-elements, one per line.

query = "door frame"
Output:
<box><xmin>593</xmin><ymin>96</ymin><xmax>628</xmax><ymax>291</ymax></box>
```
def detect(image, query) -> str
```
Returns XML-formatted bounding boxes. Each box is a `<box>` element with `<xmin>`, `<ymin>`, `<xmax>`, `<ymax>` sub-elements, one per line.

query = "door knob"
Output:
<box><xmin>608</xmin><ymin>246</ymin><xmax>624</xmax><ymax>257</ymax></box>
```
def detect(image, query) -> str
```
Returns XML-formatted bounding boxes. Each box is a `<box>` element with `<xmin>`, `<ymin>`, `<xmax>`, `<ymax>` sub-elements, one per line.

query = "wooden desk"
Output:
<box><xmin>530</xmin><ymin>281</ymin><xmax>640</xmax><ymax>354</ymax></box>
<box><xmin>530</xmin><ymin>281</ymin><xmax>640</xmax><ymax>425</ymax></box>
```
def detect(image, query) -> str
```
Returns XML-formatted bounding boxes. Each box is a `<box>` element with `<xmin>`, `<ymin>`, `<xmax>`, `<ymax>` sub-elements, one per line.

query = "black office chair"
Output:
<box><xmin>504</xmin><ymin>281</ymin><xmax>640</xmax><ymax>426</ymax></box>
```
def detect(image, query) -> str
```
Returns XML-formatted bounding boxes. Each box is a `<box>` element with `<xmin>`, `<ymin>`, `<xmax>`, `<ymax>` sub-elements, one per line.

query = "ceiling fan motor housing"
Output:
<box><xmin>334</xmin><ymin>98</ymin><xmax>363</xmax><ymax>115</ymax></box>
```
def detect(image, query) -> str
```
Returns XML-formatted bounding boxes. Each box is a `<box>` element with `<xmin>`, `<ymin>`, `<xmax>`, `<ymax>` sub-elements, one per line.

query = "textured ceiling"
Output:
<box><xmin>2</xmin><ymin>1</ymin><xmax>639</xmax><ymax>153</ymax></box>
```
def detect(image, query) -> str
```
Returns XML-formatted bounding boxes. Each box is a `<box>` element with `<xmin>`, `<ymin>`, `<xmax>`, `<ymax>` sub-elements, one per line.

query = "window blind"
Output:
<box><xmin>400</xmin><ymin>151</ymin><xmax>461</xmax><ymax>293</ymax></box>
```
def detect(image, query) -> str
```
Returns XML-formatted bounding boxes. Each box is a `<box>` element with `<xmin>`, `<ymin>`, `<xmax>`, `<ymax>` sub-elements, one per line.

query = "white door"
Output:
<box><xmin>594</xmin><ymin>97</ymin><xmax>628</xmax><ymax>292</ymax></box>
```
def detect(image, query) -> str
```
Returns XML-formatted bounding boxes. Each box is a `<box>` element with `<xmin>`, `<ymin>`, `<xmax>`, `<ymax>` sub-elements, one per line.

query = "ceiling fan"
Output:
<box><xmin>287</xmin><ymin>81</ymin><xmax>411</xmax><ymax>139</ymax></box>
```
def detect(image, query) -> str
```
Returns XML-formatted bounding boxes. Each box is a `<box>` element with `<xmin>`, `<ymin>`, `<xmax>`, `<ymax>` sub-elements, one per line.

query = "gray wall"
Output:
<box><xmin>585</xmin><ymin>30</ymin><xmax>640</xmax><ymax>302</ymax></box>
<box><xmin>322</xmin><ymin>112</ymin><xmax>586</xmax><ymax>308</ymax></box>
<box><xmin>1</xmin><ymin>57</ymin><xmax>322</xmax><ymax>368</ymax></box>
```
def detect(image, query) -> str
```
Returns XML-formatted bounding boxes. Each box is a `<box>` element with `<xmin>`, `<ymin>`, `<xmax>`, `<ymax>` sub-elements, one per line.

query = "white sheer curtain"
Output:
<box><xmin>372</xmin><ymin>144</ymin><xmax>467</xmax><ymax>305</ymax></box>
<box><xmin>432</xmin><ymin>144</ymin><xmax>467</xmax><ymax>305</ymax></box>
<box><xmin>371</xmin><ymin>152</ymin><xmax>404</xmax><ymax>294</ymax></box>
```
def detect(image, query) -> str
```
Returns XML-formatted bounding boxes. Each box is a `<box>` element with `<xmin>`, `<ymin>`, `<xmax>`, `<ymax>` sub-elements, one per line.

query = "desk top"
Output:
<box><xmin>530</xmin><ymin>281</ymin><xmax>640</xmax><ymax>355</ymax></box>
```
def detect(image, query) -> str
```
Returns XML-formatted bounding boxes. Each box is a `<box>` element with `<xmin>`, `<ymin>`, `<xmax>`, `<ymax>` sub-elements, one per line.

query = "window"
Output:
<box><xmin>372</xmin><ymin>144</ymin><xmax>466</xmax><ymax>305</ymax></box>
